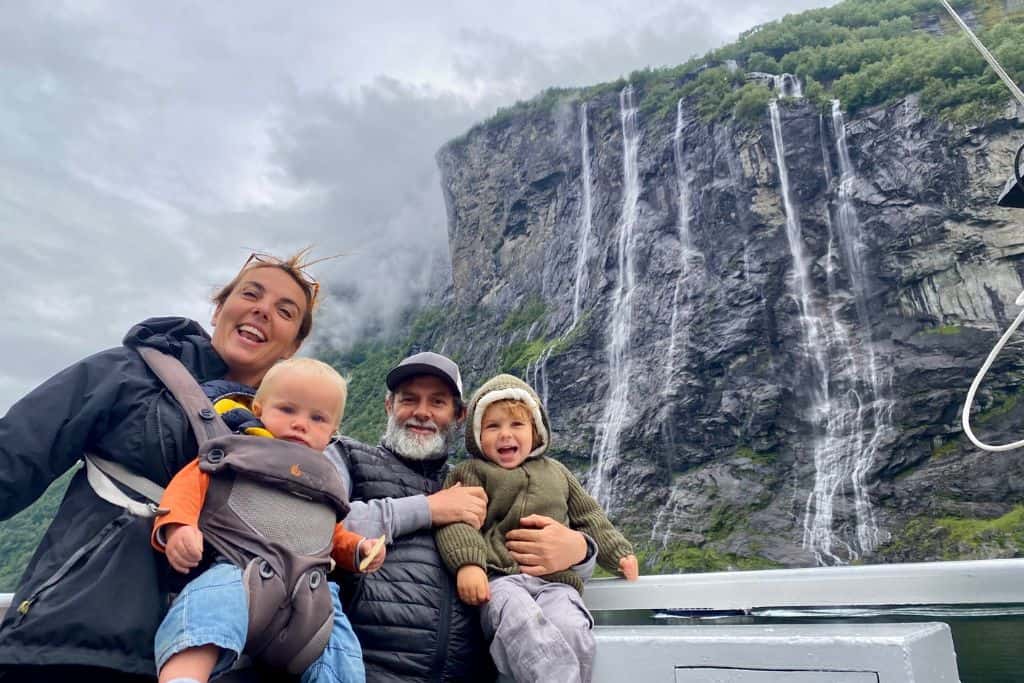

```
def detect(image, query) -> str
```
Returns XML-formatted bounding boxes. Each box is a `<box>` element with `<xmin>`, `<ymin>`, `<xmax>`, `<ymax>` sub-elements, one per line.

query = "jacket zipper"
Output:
<box><xmin>14</xmin><ymin>513</ymin><xmax>130</xmax><ymax>624</ymax></box>
<box><xmin>432</xmin><ymin>572</ymin><xmax>453</xmax><ymax>683</ymax></box>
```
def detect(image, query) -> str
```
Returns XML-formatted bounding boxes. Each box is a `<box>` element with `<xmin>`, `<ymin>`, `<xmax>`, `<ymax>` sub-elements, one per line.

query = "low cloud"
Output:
<box><xmin>0</xmin><ymin>0</ymin><xmax>835</xmax><ymax>413</ymax></box>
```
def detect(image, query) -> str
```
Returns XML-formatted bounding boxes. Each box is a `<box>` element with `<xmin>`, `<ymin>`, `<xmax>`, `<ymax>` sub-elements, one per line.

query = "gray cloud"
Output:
<box><xmin>0</xmin><ymin>0</ymin><xmax>836</xmax><ymax>413</ymax></box>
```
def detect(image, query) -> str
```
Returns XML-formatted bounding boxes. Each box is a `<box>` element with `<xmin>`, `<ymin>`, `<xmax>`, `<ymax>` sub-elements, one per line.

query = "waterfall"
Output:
<box><xmin>663</xmin><ymin>98</ymin><xmax>694</xmax><ymax>394</ymax></box>
<box><xmin>590</xmin><ymin>85</ymin><xmax>642</xmax><ymax>509</ymax></box>
<box><xmin>525</xmin><ymin>345</ymin><xmax>554</xmax><ymax>408</ymax></box>
<box><xmin>830</xmin><ymin>99</ymin><xmax>891</xmax><ymax>554</ymax></box>
<box><xmin>769</xmin><ymin>102</ymin><xmax>827</xmax><ymax>385</ymax></box>
<box><xmin>571</xmin><ymin>102</ymin><xmax>595</xmax><ymax>328</ymax></box>
<box><xmin>771</xmin><ymin>99</ymin><xmax>890</xmax><ymax>565</ymax></box>
<box><xmin>774</xmin><ymin>74</ymin><xmax>803</xmax><ymax>98</ymax></box>
<box><xmin>818</xmin><ymin>114</ymin><xmax>833</xmax><ymax>187</ymax></box>
<box><xmin>664</xmin><ymin>284</ymin><xmax>682</xmax><ymax>395</ymax></box>
<box><xmin>769</xmin><ymin>101</ymin><xmax>840</xmax><ymax>565</ymax></box>
<box><xmin>649</xmin><ymin>482</ymin><xmax>685</xmax><ymax>547</ymax></box>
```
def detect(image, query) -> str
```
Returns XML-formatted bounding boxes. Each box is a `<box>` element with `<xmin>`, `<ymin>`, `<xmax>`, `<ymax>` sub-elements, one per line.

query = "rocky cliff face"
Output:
<box><xmin>432</xmin><ymin>80</ymin><xmax>1024</xmax><ymax>569</ymax></box>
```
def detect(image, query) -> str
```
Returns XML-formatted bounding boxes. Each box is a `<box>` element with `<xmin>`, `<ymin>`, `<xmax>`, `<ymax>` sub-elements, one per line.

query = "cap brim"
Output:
<box><xmin>386</xmin><ymin>363</ymin><xmax>461</xmax><ymax>399</ymax></box>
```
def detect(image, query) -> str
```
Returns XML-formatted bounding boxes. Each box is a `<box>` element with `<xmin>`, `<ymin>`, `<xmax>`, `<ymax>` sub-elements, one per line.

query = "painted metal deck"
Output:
<box><xmin>5</xmin><ymin>558</ymin><xmax>1022</xmax><ymax>680</ymax></box>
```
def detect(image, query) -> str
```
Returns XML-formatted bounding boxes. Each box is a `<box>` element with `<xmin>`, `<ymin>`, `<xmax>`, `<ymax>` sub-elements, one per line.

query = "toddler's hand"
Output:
<box><xmin>619</xmin><ymin>554</ymin><xmax>639</xmax><ymax>581</ymax></box>
<box><xmin>358</xmin><ymin>536</ymin><xmax>387</xmax><ymax>573</ymax></box>
<box><xmin>456</xmin><ymin>565</ymin><xmax>490</xmax><ymax>605</ymax></box>
<box><xmin>165</xmin><ymin>524</ymin><xmax>204</xmax><ymax>574</ymax></box>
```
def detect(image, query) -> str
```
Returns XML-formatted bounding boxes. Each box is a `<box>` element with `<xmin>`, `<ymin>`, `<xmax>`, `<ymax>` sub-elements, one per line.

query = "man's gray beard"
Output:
<box><xmin>381</xmin><ymin>414</ymin><xmax>458</xmax><ymax>461</ymax></box>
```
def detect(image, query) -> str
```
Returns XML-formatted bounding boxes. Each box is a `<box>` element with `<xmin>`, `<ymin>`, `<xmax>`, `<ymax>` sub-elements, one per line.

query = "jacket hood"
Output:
<box><xmin>124</xmin><ymin>316</ymin><xmax>228</xmax><ymax>384</ymax></box>
<box><xmin>464</xmin><ymin>374</ymin><xmax>550</xmax><ymax>460</ymax></box>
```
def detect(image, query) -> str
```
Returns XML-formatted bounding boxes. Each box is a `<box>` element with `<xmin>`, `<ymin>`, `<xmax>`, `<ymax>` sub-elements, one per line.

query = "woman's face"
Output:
<box><xmin>211</xmin><ymin>266</ymin><xmax>307</xmax><ymax>387</ymax></box>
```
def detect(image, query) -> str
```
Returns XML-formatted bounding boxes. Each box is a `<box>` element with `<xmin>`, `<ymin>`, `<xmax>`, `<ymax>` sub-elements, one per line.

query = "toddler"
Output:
<box><xmin>436</xmin><ymin>373</ymin><xmax>638</xmax><ymax>683</ymax></box>
<box><xmin>153</xmin><ymin>358</ymin><xmax>384</xmax><ymax>683</ymax></box>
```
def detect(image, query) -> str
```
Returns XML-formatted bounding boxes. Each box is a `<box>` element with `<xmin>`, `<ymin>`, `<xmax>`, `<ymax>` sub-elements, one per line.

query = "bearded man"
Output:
<box><xmin>330</xmin><ymin>351</ymin><xmax>596</xmax><ymax>683</ymax></box>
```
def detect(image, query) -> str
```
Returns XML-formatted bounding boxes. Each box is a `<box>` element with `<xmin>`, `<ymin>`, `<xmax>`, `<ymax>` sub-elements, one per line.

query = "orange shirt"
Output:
<box><xmin>153</xmin><ymin>459</ymin><xmax>362</xmax><ymax>573</ymax></box>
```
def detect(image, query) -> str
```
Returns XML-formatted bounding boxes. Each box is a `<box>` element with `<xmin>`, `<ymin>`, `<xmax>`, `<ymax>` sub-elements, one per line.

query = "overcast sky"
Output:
<box><xmin>0</xmin><ymin>0</ymin><xmax>836</xmax><ymax>414</ymax></box>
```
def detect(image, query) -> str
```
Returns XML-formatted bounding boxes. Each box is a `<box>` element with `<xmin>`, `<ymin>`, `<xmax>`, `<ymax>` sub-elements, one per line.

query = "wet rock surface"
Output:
<box><xmin>432</xmin><ymin>92</ymin><xmax>1024</xmax><ymax>568</ymax></box>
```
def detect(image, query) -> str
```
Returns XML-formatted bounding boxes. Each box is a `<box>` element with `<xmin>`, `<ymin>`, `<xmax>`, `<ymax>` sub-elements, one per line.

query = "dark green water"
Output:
<box><xmin>594</xmin><ymin>605</ymin><xmax>1024</xmax><ymax>683</ymax></box>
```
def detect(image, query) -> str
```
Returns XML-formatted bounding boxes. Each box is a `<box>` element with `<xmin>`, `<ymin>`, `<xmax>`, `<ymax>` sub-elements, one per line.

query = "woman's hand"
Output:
<box><xmin>619</xmin><ymin>554</ymin><xmax>639</xmax><ymax>581</ymax></box>
<box><xmin>456</xmin><ymin>565</ymin><xmax>490</xmax><ymax>605</ymax></box>
<box><xmin>358</xmin><ymin>536</ymin><xmax>387</xmax><ymax>573</ymax></box>
<box><xmin>505</xmin><ymin>514</ymin><xmax>587</xmax><ymax>576</ymax></box>
<box><xmin>165</xmin><ymin>524</ymin><xmax>204</xmax><ymax>574</ymax></box>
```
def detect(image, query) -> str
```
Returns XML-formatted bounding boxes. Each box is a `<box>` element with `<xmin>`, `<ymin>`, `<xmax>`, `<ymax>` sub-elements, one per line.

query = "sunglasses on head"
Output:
<box><xmin>241</xmin><ymin>252</ymin><xmax>320</xmax><ymax>304</ymax></box>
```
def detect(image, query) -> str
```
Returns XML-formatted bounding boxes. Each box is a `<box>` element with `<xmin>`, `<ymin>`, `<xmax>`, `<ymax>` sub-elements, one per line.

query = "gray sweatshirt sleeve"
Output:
<box><xmin>331</xmin><ymin>444</ymin><xmax>433</xmax><ymax>543</ymax></box>
<box><xmin>574</xmin><ymin>535</ymin><xmax>598</xmax><ymax>581</ymax></box>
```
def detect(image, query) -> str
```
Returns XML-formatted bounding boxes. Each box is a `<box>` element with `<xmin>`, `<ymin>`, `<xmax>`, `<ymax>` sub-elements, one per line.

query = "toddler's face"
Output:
<box><xmin>254</xmin><ymin>371</ymin><xmax>341</xmax><ymax>452</ymax></box>
<box><xmin>479</xmin><ymin>403</ymin><xmax>534</xmax><ymax>469</ymax></box>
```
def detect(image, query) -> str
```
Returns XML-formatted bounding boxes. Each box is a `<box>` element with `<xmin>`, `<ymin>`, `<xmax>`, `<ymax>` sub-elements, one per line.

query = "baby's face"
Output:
<box><xmin>255</xmin><ymin>372</ymin><xmax>341</xmax><ymax>452</ymax></box>
<box><xmin>479</xmin><ymin>403</ymin><xmax>534</xmax><ymax>469</ymax></box>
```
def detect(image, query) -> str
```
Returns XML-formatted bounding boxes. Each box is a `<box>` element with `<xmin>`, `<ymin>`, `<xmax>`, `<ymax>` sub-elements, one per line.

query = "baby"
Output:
<box><xmin>152</xmin><ymin>357</ymin><xmax>383</xmax><ymax>683</ymax></box>
<box><xmin>436</xmin><ymin>373</ymin><xmax>638</xmax><ymax>683</ymax></box>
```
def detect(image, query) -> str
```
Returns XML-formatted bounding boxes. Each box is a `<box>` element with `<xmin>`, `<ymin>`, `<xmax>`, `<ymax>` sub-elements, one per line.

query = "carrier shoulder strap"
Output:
<box><xmin>136</xmin><ymin>345</ymin><xmax>232</xmax><ymax>444</ymax></box>
<box><xmin>85</xmin><ymin>346</ymin><xmax>232</xmax><ymax>517</ymax></box>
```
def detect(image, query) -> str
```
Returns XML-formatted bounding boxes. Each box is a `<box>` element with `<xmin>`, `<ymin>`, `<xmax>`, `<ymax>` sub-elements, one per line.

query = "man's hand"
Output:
<box><xmin>165</xmin><ymin>524</ymin><xmax>204</xmax><ymax>574</ymax></box>
<box><xmin>456</xmin><ymin>565</ymin><xmax>490</xmax><ymax>605</ymax></box>
<box><xmin>505</xmin><ymin>514</ymin><xmax>587</xmax><ymax>576</ymax></box>
<box><xmin>619</xmin><ymin>554</ymin><xmax>639</xmax><ymax>581</ymax></box>
<box><xmin>428</xmin><ymin>482</ymin><xmax>488</xmax><ymax>529</ymax></box>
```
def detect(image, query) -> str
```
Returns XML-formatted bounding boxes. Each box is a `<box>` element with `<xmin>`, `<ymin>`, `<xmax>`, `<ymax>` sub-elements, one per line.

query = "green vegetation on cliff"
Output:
<box><xmin>879</xmin><ymin>505</ymin><xmax>1024</xmax><ymax>560</ymax></box>
<box><xmin>639</xmin><ymin>541</ymin><xmax>782</xmax><ymax>574</ymax></box>
<box><xmin>453</xmin><ymin>0</ymin><xmax>1024</xmax><ymax>145</ymax></box>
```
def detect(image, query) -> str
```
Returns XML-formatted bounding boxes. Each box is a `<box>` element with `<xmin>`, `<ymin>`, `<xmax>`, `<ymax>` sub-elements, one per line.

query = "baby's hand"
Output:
<box><xmin>358</xmin><ymin>536</ymin><xmax>387</xmax><ymax>573</ymax></box>
<box><xmin>165</xmin><ymin>524</ymin><xmax>204</xmax><ymax>574</ymax></box>
<box><xmin>456</xmin><ymin>565</ymin><xmax>490</xmax><ymax>605</ymax></box>
<box><xmin>619</xmin><ymin>554</ymin><xmax>639</xmax><ymax>581</ymax></box>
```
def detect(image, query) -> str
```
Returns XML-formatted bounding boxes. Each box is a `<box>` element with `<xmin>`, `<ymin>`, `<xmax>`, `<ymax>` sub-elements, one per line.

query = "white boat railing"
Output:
<box><xmin>2</xmin><ymin>557</ymin><xmax>1023</xmax><ymax>617</ymax></box>
<box><xmin>582</xmin><ymin>557</ymin><xmax>1024</xmax><ymax>613</ymax></box>
<box><xmin>3</xmin><ymin>559</ymin><xmax>1020</xmax><ymax>681</ymax></box>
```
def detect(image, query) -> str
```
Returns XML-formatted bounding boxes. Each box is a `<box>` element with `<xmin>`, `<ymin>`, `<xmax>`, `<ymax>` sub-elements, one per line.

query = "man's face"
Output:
<box><xmin>383</xmin><ymin>375</ymin><xmax>461</xmax><ymax>459</ymax></box>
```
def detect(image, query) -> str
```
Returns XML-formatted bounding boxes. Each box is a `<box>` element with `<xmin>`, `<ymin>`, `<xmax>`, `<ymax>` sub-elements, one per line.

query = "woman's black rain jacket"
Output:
<box><xmin>0</xmin><ymin>317</ymin><xmax>228</xmax><ymax>678</ymax></box>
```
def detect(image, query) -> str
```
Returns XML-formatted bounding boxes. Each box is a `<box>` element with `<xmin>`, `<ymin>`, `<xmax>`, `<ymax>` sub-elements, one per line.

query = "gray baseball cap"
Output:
<box><xmin>386</xmin><ymin>351</ymin><xmax>464</xmax><ymax>400</ymax></box>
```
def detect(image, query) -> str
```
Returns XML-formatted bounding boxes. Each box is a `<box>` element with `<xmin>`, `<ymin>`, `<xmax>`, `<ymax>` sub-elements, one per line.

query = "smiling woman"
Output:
<box><xmin>211</xmin><ymin>264</ymin><xmax>308</xmax><ymax>387</ymax></box>
<box><xmin>0</xmin><ymin>248</ymin><xmax>323</xmax><ymax>682</ymax></box>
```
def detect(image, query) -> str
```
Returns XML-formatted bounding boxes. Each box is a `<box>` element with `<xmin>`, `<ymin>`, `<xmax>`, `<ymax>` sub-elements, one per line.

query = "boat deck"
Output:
<box><xmin>4</xmin><ymin>558</ymin><xmax>1024</xmax><ymax>681</ymax></box>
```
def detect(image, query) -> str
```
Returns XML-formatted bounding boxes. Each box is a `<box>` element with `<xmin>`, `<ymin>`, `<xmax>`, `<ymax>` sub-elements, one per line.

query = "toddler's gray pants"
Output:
<box><xmin>480</xmin><ymin>573</ymin><xmax>595</xmax><ymax>683</ymax></box>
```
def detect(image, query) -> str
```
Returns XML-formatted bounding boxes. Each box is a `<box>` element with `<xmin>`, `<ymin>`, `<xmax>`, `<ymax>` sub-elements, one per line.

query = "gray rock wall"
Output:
<box><xmin>435</xmin><ymin>87</ymin><xmax>1024</xmax><ymax>568</ymax></box>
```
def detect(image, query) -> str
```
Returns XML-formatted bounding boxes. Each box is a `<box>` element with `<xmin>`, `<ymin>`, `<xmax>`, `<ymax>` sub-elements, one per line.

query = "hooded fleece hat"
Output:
<box><xmin>465</xmin><ymin>374</ymin><xmax>551</xmax><ymax>460</ymax></box>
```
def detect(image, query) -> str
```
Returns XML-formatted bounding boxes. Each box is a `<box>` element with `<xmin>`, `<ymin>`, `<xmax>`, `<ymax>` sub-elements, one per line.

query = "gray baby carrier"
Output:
<box><xmin>84</xmin><ymin>346</ymin><xmax>350</xmax><ymax>674</ymax></box>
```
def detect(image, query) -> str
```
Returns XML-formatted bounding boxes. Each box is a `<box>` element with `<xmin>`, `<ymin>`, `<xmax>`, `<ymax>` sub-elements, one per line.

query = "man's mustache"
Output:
<box><xmin>402</xmin><ymin>418</ymin><xmax>439</xmax><ymax>433</ymax></box>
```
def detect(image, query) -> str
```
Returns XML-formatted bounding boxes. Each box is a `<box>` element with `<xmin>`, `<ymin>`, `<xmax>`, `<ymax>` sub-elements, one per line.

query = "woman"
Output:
<box><xmin>0</xmin><ymin>250</ymin><xmax>321</xmax><ymax>681</ymax></box>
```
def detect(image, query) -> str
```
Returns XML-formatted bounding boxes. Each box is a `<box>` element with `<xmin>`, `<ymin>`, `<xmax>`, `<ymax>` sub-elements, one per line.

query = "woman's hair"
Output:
<box><xmin>255</xmin><ymin>357</ymin><xmax>348</xmax><ymax>428</ymax></box>
<box><xmin>212</xmin><ymin>247</ymin><xmax>321</xmax><ymax>343</ymax></box>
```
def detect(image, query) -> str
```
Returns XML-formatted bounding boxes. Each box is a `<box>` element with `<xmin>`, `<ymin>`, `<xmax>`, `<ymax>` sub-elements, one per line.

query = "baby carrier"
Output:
<box><xmin>84</xmin><ymin>346</ymin><xmax>349</xmax><ymax>674</ymax></box>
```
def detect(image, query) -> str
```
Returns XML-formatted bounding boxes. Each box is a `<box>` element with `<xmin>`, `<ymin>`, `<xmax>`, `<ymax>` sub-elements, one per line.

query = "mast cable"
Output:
<box><xmin>940</xmin><ymin>0</ymin><xmax>1024</xmax><ymax>108</ymax></box>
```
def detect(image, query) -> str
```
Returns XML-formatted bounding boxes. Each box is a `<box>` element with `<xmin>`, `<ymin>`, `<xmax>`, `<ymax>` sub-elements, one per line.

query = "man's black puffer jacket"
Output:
<box><xmin>0</xmin><ymin>317</ymin><xmax>229</xmax><ymax>679</ymax></box>
<box><xmin>335</xmin><ymin>437</ymin><xmax>492</xmax><ymax>683</ymax></box>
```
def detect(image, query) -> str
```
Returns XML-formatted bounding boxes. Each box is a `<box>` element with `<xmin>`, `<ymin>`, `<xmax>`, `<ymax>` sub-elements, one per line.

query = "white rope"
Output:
<box><xmin>962</xmin><ymin>302</ymin><xmax>1024</xmax><ymax>451</ymax></box>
